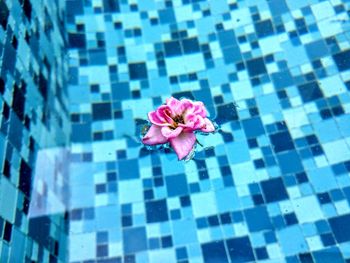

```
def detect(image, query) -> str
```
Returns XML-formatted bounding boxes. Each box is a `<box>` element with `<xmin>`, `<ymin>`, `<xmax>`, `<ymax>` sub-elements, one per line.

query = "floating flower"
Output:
<box><xmin>142</xmin><ymin>97</ymin><xmax>215</xmax><ymax>160</ymax></box>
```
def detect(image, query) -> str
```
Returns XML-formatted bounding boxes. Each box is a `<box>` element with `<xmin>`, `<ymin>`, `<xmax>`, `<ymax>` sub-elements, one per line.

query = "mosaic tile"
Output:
<box><xmin>1</xmin><ymin>0</ymin><xmax>350</xmax><ymax>262</ymax></box>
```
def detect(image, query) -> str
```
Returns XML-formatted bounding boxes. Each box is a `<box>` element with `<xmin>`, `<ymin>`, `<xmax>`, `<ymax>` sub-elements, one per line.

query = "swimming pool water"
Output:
<box><xmin>1</xmin><ymin>0</ymin><xmax>350</xmax><ymax>262</ymax></box>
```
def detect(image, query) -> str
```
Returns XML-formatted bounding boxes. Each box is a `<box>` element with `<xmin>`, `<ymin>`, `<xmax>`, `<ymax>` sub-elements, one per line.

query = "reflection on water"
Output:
<box><xmin>29</xmin><ymin>148</ymin><xmax>70</xmax><ymax>219</ymax></box>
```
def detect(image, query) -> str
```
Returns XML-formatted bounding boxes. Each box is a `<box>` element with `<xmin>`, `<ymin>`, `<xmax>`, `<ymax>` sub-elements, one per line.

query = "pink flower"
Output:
<box><xmin>142</xmin><ymin>97</ymin><xmax>215</xmax><ymax>160</ymax></box>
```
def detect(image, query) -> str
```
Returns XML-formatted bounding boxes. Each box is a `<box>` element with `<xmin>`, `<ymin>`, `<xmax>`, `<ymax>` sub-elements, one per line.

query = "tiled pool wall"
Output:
<box><xmin>66</xmin><ymin>0</ymin><xmax>350</xmax><ymax>262</ymax></box>
<box><xmin>0</xmin><ymin>0</ymin><xmax>70</xmax><ymax>262</ymax></box>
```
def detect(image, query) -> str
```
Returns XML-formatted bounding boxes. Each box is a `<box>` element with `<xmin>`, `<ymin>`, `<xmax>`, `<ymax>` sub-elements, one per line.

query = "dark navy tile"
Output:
<box><xmin>226</xmin><ymin>236</ymin><xmax>255</xmax><ymax>263</ymax></box>
<box><xmin>220</xmin><ymin>213</ymin><xmax>232</xmax><ymax>224</ymax></box>
<box><xmin>145</xmin><ymin>199</ymin><xmax>169</xmax><ymax>223</ymax></box>
<box><xmin>164</xmin><ymin>40</ymin><xmax>182</xmax><ymax>57</ymax></box>
<box><xmin>215</xmin><ymin>103</ymin><xmax>239</xmax><ymax>124</ymax></box>
<box><xmin>97</xmin><ymin>244</ymin><xmax>108</xmax><ymax>257</ymax></box>
<box><xmin>3</xmin><ymin>221</ymin><xmax>12</xmax><ymax>242</ymax></box>
<box><xmin>201</xmin><ymin>241</ymin><xmax>229</xmax><ymax>263</ymax></box>
<box><xmin>92</xmin><ymin>103</ymin><xmax>112</xmax><ymax>120</ymax></box>
<box><xmin>68</xmin><ymin>33</ymin><xmax>86</xmax><ymax>48</ymax></box>
<box><xmin>176</xmin><ymin>247</ymin><xmax>187</xmax><ymax>260</ymax></box>
<box><xmin>269</xmin><ymin>131</ymin><xmax>294</xmax><ymax>153</ymax></box>
<box><xmin>128</xmin><ymin>63</ymin><xmax>148</xmax><ymax>80</ymax></box>
<box><xmin>246</xmin><ymin>57</ymin><xmax>267</xmax><ymax>77</ymax></box>
<box><xmin>261</xmin><ymin>177</ymin><xmax>288</xmax><ymax>203</ymax></box>
<box><xmin>102</xmin><ymin>0</ymin><xmax>119</xmax><ymax>12</ymax></box>
<box><xmin>284</xmin><ymin>213</ymin><xmax>298</xmax><ymax>225</ymax></box>
<box><xmin>297</xmin><ymin>81</ymin><xmax>323</xmax><ymax>103</ymax></box>
<box><xmin>329</xmin><ymin>214</ymin><xmax>350</xmax><ymax>243</ymax></box>
<box><xmin>332</xmin><ymin>49</ymin><xmax>350</xmax><ymax>71</ymax></box>
<box><xmin>182</xmin><ymin>38</ymin><xmax>200</xmax><ymax>54</ymax></box>
<box><xmin>320</xmin><ymin>233</ymin><xmax>335</xmax><ymax>246</ymax></box>
<box><xmin>298</xmin><ymin>253</ymin><xmax>313</xmax><ymax>263</ymax></box>
<box><xmin>255</xmin><ymin>247</ymin><xmax>268</xmax><ymax>260</ymax></box>
<box><xmin>254</xmin><ymin>20</ymin><xmax>274</xmax><ymax>38</ymax></box>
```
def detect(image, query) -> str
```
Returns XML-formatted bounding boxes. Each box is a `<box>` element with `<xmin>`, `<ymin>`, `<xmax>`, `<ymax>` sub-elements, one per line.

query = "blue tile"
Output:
<box><xmin>182</xmin><ymin>38</ymin><xmax>200</xmax><ymax>54</ymax></box>
<box><xmin>333</xmin><ymin>50</ymin><xmax>350</xmax><ymax>72</ymax></box>
<box><xmin>119</xmin><ymin>159</ymin><xmax>140</xmax><ymax>180</ymax></box>
<box><xmin>201</xmin><ymin>241</ymin><xmax>229</xmax><ymax>263</ymax></box>
<box><xmin>244</xmin><ymin>206</ymin><xmax>273</xmax><ymax>232</ymax></box>
<box><xmin>128</xmin><ymin>63</ymin><xmax>148</xmax><ymax>80</ymax></box>
<box><xmin>264</xmin><ymin>231</ymin><xmax>277</xmax><ymax>243</ymax></box>
<box><xmin>218</xmin><ymin>30</ymin><xmax>236</xmax><ymax>48</ymax></box>
<box><xmin>165</xmin><ymin>174</ymin><xmax>188</xmax><ymax>197</ymax></box>
<box><xmin>242</xmin><ymin>117</ymin><xmax>265</xmax><ymax>138</ymax></box>
<box><xmin>69</xmin><ymin>33</ymin><xmax>86</xmax><ymax>48</ymax></box>
<box><xmin>277</xmin><ymin>225</ymin><xmax>308</xmax><ymax>256</ymax></box>
<box><xmin>97</xmin><ymin>244</ymin><xmax>108</xmax><ymax>257</ymax></box>
<box><xmin>164</xmin><ymin>41</ymin><xmax>182</xmax><ymax>57</ymax></box>
<box><xmin>297</xmin><ymin>81</ymin><xmax>323</xmax><ymax>103</ymax></box>
<box><xmin>92</xmin><ymin>103</ymin><xmax>112</xmax><ymax>120</ymax></box>
<box><xmin>71</xmin><ymin>123</ymin><xmax>92</xmax><ymax>142</ymax></box>
<box><xmin>158</xmin><ymin>9</ymin><xmax>175</xmax><ymax>24</ymax></box>
<box><xmin>254</xmin><ymin>20</ymin><xmax>274</xmax><ymax>38</ymax></box>
<box><xmin>305</xmin><ymin>40</ymin><xmax>328</xmax><ymax>60</ymax></box>
<box><xmin>277</xmin><ymin>151</ymin><xmax>304</xmax><ymax>174</ymax></box>
<box><xmin>313</xmin><ymin>247</ymin><xmax>344</xmax><ymax>263</ymax></box>
<box><xmin>222</xmin><ymin>46</ymin><xmax>242</xmax><ymax>64</ymax></box>
<box><xmin>329</xmin><ymin>214</ymin><xmax>350</xmax><ymax>243</ymax></box>
<box><xmin>226</xmin><ymin>236</ymin><xmax>255</xmax><ymax>263</ymax></box>
<box><xmin>246</xmin><ymin>57</ymin><xmax>267</xmax><ymax>77</ymax></box>
<box><xmin>269</xmin><ymin>131</ymin><xmax>295</xmax><ymax>153</ymax></box>
<box><xmin>320</xmin><ymin>233</ymin><xmax>335</xmax><ymax>246</ymax></box>
<box><xmin>176</xmin><ymin>247</ymin><xmax>187</xmax><ymax>260</ymax></box>
<box><xmin>145</xmin><ymin>199</ymin><xmax>169</xmax><ymax>223</ymax></box>
<box><xmin>123</xmin><ymin>227</ymin><xmax>147</xmax><ymax>254</ymax></box>
<box><xmin>112</xmin><ymin>82</ymin><xmax>131</xmax><ymax>100</ymax></box>
<box><xmin>261</xmin><ymin>178</ymin><xmax>288</xmax><ymax>203</ymax></box>
<box><xmin>255</xmin><ymin>247</ymin><xmax>268</xmax><ymax>260</ymax></box>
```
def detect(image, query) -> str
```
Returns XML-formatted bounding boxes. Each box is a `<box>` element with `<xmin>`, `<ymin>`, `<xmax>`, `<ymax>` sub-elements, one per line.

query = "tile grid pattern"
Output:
<box><xmin>66</xmin><ymin>0</ymin><xmax>350</xmax><ymax>262</ymax></box>
<box><xmin>0</xmin><ymin>0</ymin><xmax>70</xmax><ymax>262</ymax></box>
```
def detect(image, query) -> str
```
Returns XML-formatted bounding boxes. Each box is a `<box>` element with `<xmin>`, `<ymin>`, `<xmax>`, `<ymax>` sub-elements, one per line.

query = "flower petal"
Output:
<box><xmin>169</xmin><ymin>132</ymin><xmax>196</xmax><ymax>160</ymax></box>
<box><xmin>192</xmin><ymin>101</ymin><xmax>207</xmax><ymax>117</ymax></box>
<box><xmin>179</xmin><ymin>114</ymin><xmax>205</xmax><ymax>131</ymax></box>
<box><xmin>166</xmin><ymin>97</ymin><xmax>181</xmax><ymax>108</ymax></box>
<box><xmin>157</xmin><ymin>105</ymin><xmax>174</xmax><ymax>124</ymax></box>
<box><xmin>148</xmin><ymin>111</ymin><xmax>168</xmax><ymax>126</ymax></box>
<box><xmin>166</xmin><ymin>97</ymin><xmax>183</xmax><ymax>116</ymax></box>
<box><xmin>181</xmin><ymin>99</ymin><xmax>207</xmax><ymax>118</ymax></box>
<box><xmin>142</xmin><ymin>125</ymin><xmax>168</xmax><ymax>145</ymax></box>
<box><xmin>148</xmin><ymin>106</ymin><xmax>173</xmax><ymax>126</ymax></box>
<box><xmin>179</xmin><ymin>98</ymin><xmax>194</xmax><ymax>114</ymax></box>
<box><xmin>201</xmin><ymin>118</ymin><xmax>215</xmax><ymax>132</ymax></box>
<box><xmin>161</xmin><ymin>126</ymin><xmax>183</xmax><ymax>139</ymax></box>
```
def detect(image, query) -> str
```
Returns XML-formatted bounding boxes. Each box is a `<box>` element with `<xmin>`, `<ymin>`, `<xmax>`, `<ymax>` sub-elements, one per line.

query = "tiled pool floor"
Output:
<box><xmin>66</xmin><ymin>0</ymin><xmax>350</xmax><ymax>262</ymax></box>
